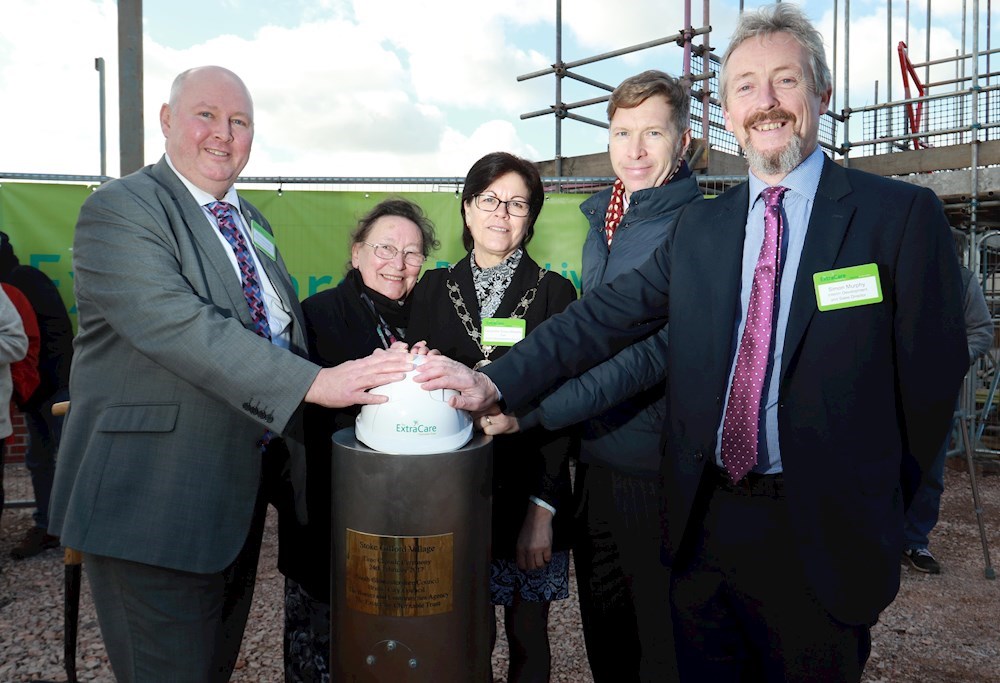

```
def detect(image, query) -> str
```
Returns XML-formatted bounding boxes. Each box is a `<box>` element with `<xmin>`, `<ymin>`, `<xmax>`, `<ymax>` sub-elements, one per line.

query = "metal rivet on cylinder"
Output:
<box><xmin>386</xmin><ymin>641</ymin><xmax>396</xmax><ymax>652</ymax></box>
<box><xmin>409</xmin><ymin>658</ymin><xmax>418</xmax><ymax>669</ymax></box>
<box><xmin>366</xmin><ymin>655</ymin><xmax>376</xmax><ymax>666</ymax></box>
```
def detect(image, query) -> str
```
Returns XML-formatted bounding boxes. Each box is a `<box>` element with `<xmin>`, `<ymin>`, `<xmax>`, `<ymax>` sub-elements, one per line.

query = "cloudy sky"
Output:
<box><xmin>1</xmin><ymin>0</ymin><xmax>990</xmax><ymax>179</ymax></box>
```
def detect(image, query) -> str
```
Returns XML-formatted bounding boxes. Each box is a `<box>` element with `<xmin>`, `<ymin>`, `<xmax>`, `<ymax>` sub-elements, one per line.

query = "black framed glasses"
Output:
<box><xmin>473</xmin><ymin>194</ymin><xmax>530</xmax><ymax>217</ymax></box>
<box><xmin>362</xmin><ymin>242</ymin><xmax>426</xmax><ymax>267</ymax></box>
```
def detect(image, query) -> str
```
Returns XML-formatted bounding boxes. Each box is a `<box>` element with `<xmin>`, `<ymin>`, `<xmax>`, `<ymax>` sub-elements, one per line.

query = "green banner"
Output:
<box><xmin>0</xmin><ymin>182</ymin><xmax>594</xmax><ymax>329</ymax></box>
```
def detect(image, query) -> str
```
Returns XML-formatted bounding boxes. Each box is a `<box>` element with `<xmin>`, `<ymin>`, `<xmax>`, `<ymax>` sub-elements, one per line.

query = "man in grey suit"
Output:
<box><xmin>48</xmin><ymin>66</ymin><xmax>409</xmax><ymax>682</ymax></box>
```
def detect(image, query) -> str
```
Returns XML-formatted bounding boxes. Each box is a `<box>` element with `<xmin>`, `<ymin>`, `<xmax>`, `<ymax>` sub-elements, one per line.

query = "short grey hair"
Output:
<box><xmin>720</xmin><ymin>3</ymin><xmax>832</xmax><ymax>108</ymax></box>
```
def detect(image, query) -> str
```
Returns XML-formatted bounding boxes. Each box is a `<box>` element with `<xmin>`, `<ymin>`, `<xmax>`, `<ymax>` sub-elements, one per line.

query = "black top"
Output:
<box><xmin>0</xmin><ymin>236</ymin><xmax>73</xmax><ymax>406</ymax></box>
<box><xmin>275</xmin><ymin>269</ymin><xmax>399</xmax><ymax>600</ymax></box>
<box><xmin>407</xmin><ymin>252</ymin><xmax>578</xmax><ymax>558</ymax></box>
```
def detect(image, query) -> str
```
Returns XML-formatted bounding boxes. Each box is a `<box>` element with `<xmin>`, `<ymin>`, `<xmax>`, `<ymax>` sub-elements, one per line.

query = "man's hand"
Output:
<box><xmin>516</xmin><ymin>503</ymin><xmax>554</xmax><ymax>571</ymax></box>
<box><xmin>414</xmin><ymin>355</ymin><xmax>500</xmax><ymax>412</ymax></box>
<box><xmin>304</xmin><ymin>348</ymin><xmax>411</xmax><ymax>408</ymax></box>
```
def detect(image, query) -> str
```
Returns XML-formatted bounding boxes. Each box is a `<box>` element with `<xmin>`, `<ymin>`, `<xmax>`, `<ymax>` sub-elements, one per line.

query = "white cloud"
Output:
<box><xmin>0</xmin><ymin>0</ymin><xmax>984</xmax><ymax>180</ymax></box>
<box><xmin>0</xmin><ymin>0</ymin><xmax>120</xmax><ymax>176</ymax></box>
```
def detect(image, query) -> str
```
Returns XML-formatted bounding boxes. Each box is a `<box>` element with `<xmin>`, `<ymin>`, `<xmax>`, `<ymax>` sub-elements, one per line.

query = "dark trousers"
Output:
<box><xmin>84</xmin><ymin>486</ymin><xmax>268</xmax><ymax>683</ymax></box>
<box><xmin>573</xmin><ymin>463</ymin><xmax>677</xmax><ymax>683</ymax></box>
<box><xmin>670</xmin><ymin>478</ymin><xmax>870</xmax><ymax>682</ymax></box>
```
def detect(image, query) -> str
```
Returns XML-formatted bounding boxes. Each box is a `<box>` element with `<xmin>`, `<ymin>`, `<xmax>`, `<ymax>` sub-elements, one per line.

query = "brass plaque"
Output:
<box><xmin>345</xmin><ymin>528</ymin><xmax>454</xmax><ymax>617</ymax></box>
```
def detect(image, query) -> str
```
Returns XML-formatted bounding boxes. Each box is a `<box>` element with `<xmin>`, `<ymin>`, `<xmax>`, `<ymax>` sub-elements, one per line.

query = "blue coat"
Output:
<box><xmin>521</xmin><ymin>173</ymin><xmax>701</xmax><ymax>475</ymax></box>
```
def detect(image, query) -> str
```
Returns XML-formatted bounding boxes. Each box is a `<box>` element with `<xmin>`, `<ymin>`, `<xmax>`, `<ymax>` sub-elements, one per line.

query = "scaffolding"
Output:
<box><xmin>521</xmin><ymin>0</ymin><xmax>997</xmax><ymax>468</ymax></box>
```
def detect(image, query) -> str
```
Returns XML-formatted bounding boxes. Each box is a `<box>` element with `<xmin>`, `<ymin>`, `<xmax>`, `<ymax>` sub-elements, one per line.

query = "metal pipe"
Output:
<box><xmin>683</xmin><ymin>0</ymin><xmax>692</xmax><ymax>76</ymax></box>
<box><xmin>911</xmin><ymin>45</ymin><xmax>1000</xmax><ymax>67</ymax></box>
<box><xmin>703</xmin><ymin>0</ymin><xmax>711</xmax><ymax>155</ymax></box>
<box><xmin>555</xmin><ymin>0</ymin><xmax>563</xmax><ymax>188</ymax></box>
<box><xmin>843</xmin><ymin>0</ymin><xmax>852</xmax><ymax>166</ymax></box>
<box><xmin>516</xmin><ymin>27</ymin><xmax>711</xmax><ymax>81</ymax></box>
<box><xmin>95</xmin><ymin>57</ymin><xmax>106</xmax><ymax>179</ymax></box>
<box><xmin>847</xmin><ymin>83</ymin><xmax>1000</xmax><ymax>113</ymax></box>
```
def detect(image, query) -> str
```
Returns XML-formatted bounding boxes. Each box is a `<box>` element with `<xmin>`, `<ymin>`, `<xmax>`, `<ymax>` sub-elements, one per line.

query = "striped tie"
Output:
<box><xmin>208</xmin><ymin>201</ymin><xmax>274</xmax><ymax>448</ymax></box>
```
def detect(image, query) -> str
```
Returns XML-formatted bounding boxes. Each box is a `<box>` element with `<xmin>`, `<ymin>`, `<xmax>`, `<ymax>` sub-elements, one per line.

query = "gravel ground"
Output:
<box><xmin>0</xmin><ymin>461</ymin><xmax>997</xmax><ymax>682</ymax></box>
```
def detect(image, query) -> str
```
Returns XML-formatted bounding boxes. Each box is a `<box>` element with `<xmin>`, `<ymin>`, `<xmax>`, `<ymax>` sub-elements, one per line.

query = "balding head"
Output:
<box><xmin>160</xmin><ymin>66</ymin><xmax>255</xmax><ymax>198</ymax></box>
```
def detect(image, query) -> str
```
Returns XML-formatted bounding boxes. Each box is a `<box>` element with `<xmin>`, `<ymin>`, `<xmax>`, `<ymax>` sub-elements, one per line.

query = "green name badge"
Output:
<box><xmin>813</xmin><ymin>263</ymin><xmax>883</xmax><ymax>311</ymax></box>
<box><xmin>481</xmin><ymin>318</ymin><xmax>526</xmax><ymax>346</ymax></box>
<box><xmin>251</xmin><ymin>220</ymin><xmax>277</xmax><ymax>261</ymax></box>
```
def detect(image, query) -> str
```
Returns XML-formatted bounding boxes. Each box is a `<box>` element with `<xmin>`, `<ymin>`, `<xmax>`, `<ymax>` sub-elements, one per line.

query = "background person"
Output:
<box><xmin>0</xmin><ymin>286</ymin><xmax>29</xmax><ymax>531</ymax></box>
<box><xmin>483</xmin><ymin>70</ymin><xmax>700</xmax><ymax>683</ymax></box>
<box><xmin>0</xmin><ymin>231</ymin><xmax>73</xmax><ymax>559</ymax></box>
<box><xmin>274</xmin><ymin>197</ymin><xmax>438</xmax><ymax>682</ymax></box>
<box><xmin>415</xmin><ymin>4</ymin><xmax>966</xmax><ymax>680</ymax></box>
<box><xmin>47</xmin><ymin>65</ymin><xmax>410</xmax><ymax>682</ymax></box>
<box><xmin>902</xmin><ymin>262</ymin><xmax>993</xmax><ymax>574</ymax></box>
<box><xmin>407</xmin><ymin>151</ymin><xmax>578</xmax><ymax>683</ymax></box>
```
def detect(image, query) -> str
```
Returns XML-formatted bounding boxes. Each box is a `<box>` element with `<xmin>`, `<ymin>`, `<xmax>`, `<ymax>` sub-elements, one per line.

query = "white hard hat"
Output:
<box><xmin>355</xmin><ymin>355</ymin><xmax>473</xmax><ymax>455</ymax></box>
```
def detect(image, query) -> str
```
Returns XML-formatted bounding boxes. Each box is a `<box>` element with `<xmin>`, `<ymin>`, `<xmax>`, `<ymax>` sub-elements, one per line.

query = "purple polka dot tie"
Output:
<box><xmin>721</xmin><ymin>186</ymin><xmax>788</xmax><ymax>483</ymax></box>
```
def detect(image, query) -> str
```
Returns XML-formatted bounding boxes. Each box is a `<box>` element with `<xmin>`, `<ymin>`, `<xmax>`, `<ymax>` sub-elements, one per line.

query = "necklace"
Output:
<box><xmin>446</xmin><ymin>264</ymin><xmax>546</xmax><ymax>370</ymax></box>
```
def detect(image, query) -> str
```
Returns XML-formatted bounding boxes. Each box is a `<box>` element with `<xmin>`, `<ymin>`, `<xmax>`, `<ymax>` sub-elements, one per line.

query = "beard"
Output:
<box><xmin>744</xmin><ymin>133</ymin><xmax>803</xmax><ymax>178</ymax></box>
<box><xmin>740</xmin><ymin>109</ymin><xmax>804</xmax><ymax>177</ymax></box>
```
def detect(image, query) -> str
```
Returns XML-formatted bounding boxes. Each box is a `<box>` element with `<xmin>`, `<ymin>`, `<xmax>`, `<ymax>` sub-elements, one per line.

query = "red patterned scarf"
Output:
<box><xmin>604</xmin><ymin>178</ymin><xmax>627</xmax><ymax>247</ymax></box>
<box><xmin>604</xmin><ymin>160</ymin><xmax>688</xmax><ymax>248</ymax></box>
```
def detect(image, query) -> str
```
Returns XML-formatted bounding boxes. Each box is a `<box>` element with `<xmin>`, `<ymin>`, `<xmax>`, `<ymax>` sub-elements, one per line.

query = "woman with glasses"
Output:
<box><xmin>408</xmin><ymin>152</ymin><xmax>577</xmax><ymax>683</ymax></box>
<box><xmin>273</xmin><ymin>197</ymin><xmax>439</xmax><ymax>682</ymax></box>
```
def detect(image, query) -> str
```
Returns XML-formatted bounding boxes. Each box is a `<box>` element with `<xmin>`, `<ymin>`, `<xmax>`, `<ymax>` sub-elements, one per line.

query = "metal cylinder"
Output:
<box><xmin>331</xmin><ymin>429</ymin><xmax>493</xmax><ymax>682</ymax></box>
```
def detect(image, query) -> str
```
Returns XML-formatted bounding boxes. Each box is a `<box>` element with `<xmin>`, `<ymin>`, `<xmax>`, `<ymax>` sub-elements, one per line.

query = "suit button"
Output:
<box><xmin>694</xmin><ymin>451</ymin><xmax>705</xmax><ymax>462</ymax></box>
<box><xmin>266</xmin><ymin>414</ymin><xmax>274</xmax><ymax>424</ymax></box>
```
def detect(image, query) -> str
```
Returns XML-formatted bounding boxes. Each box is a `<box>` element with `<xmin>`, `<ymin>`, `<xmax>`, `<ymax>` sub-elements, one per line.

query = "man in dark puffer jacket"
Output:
<box><xmin>486</xmin><ymin>70</ymin><xmax>701</xmax><ymax>683</ymax></box>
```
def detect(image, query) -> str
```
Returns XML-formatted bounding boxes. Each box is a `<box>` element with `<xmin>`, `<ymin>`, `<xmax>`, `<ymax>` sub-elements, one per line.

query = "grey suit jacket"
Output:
<box><xmin>49</xmin><ymin>157</ymin><xmax>319</xmax><ymax>573</ymax></box>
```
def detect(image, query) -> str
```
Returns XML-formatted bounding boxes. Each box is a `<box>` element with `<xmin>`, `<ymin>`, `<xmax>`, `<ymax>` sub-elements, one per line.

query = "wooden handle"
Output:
<box><xmin>64</xmin><ymin>547</ymin><xmax>83</xmax><ymax>565</ymax></box>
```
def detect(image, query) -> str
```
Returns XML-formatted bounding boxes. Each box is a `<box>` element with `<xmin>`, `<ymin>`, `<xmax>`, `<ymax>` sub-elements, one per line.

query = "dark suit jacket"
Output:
<box><xmin>482</xmin><ymin>157</ymin><xmax>967</xmax><ymax>625</ymax></box>
<box><xmin>49</xmin><ymin>157</ymin><xmax>320</xmax><ymax>573</ymax></box>
<box><xmin>409</xmin><ymin>252</ymin><xmax>578</xmax><ymax>557</ymax></box>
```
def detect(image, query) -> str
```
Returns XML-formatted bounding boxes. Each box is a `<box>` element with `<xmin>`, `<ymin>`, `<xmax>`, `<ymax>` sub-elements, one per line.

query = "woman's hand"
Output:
<box><xmin>515</xmin><ymin>503</ymin><xmax>554</xmax><ymax>571</ymax></box>
<box><xmin>476</xmin><ymin>409</ymin><xmax>520</xmax><ymax>435</ymax></box>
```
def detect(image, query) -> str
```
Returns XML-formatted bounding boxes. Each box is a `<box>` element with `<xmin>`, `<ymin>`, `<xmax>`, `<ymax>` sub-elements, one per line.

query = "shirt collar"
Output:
<box><xmin>164</xmin><ymin>154</ymin><xmax>240</xmax><ymax>209</ymax></box>
<box><xmin>747</xmin><ymin>145</ymin><xmax>825</xmax><ymax>207</ymax></box>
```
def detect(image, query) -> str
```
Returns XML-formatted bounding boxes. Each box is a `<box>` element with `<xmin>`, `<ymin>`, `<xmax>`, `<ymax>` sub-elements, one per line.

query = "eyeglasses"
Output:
<box><xmin>473</xmin><ymin>194</ymin><xmax>530</xmax><ymax>218</ymax></box>
<box><xmin>362</xmin><ymin>242</ymin><xmax>426</xmax><ymax>267</ymax></box>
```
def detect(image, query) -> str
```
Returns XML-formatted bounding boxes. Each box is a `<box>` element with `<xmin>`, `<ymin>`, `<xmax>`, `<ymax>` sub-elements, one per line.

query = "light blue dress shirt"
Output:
<box><xmin>714</xmin><ymin>146</ymin><xmax>826</xmax><ymax>474</ymax></box>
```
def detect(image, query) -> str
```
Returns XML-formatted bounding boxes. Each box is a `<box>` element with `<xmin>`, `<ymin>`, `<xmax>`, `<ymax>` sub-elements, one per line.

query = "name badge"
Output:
<box><xmin>251</xmin><ymin>220</ymin><xmax>277</xmax><ymax>261</ymax></box>
<box><xmin>481</xmin><ymin>318</ymin><xmax>526</xmax><ymax>346</ymax></box>
<box><xmin>813</xmin><ymin>263</ymin><xmax>882</xmax><ymax>311</ymax></box>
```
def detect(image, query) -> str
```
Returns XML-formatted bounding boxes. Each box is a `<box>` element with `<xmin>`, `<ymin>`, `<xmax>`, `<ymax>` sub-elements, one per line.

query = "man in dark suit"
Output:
<box><xmin>415</xmin><ymin>5</ymin><xmax>967</xmax><ymax>680</ymax></box>
<box><xmin>48</xmin><ymin>65</ymin><xmax>409</xmax><ymax>682</ymax></box>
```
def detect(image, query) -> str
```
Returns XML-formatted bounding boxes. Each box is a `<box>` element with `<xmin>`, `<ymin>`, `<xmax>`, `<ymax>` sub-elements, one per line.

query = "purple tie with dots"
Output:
<box><xmin>208</xmin><ymin>201</ymin><xmax>274</xmax><ymax>448</ymax></box>
<box><xmin>721</xmin><ymin>186</ymin><xmax>788</xmax><ymax>483</ymax></box>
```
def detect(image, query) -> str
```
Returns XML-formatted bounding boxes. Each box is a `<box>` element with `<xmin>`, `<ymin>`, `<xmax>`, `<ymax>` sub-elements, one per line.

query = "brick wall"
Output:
<box><xmin>3</xmin><ymin>405</ymin><xmax>28</xmax><ymax>464</ymax></box>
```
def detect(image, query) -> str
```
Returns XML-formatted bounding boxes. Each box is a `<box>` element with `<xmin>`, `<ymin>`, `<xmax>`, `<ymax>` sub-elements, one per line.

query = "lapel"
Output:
<box><xmin>701</xmin><ymin>184</ymin><xmax>752</xmax><ymax>379</ymax></box>
<box><xmin>239</xmin><ymin>199</ymin><xmax>294</xmax><ymax>307</ymax></box>
<box><xmin>780</xmin><ymin>157</ymin><xmax>855</xmax><ymax>378</ymax></box>
<box><xmin>150</xmin><ymin>159</ymin><xmax>255</xmax><ymax>329</ymax></box>
<box><xmin>237</xmin><ymin>198</ymin><xmax>308</xmax><ymax>351</ymax></box>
